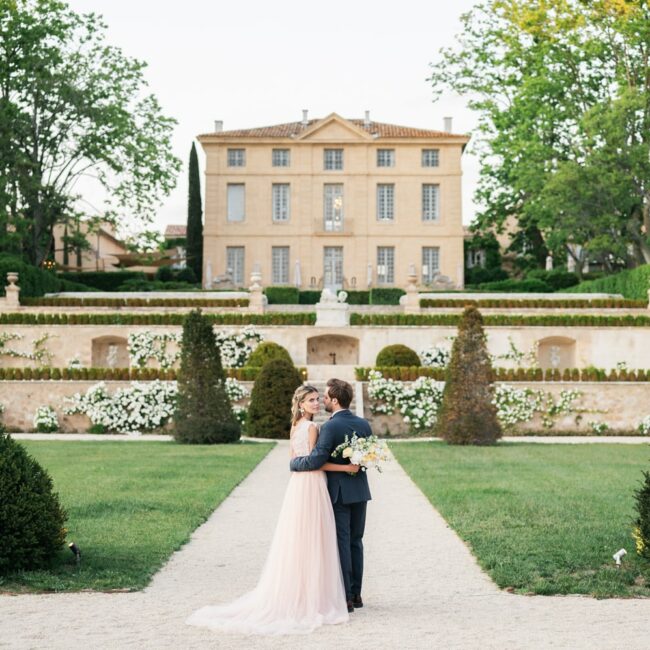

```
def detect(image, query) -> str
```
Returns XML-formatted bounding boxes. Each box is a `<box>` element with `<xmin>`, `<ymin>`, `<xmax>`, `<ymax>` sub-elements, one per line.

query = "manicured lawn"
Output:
<box><xmin>0</xmin><ymin>441</ymin><xmax>274</xmax><ymax>593</ymax></box>
<box><xmin>392</xmin><ymin>442</ymin><xmax>650</xmax><ymax>597</ymax></box>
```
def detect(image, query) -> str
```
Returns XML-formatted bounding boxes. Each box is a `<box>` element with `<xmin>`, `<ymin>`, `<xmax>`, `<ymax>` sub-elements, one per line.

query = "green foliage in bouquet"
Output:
<box><xmin>174</xmin><ymin>310</ymin><xmax>240</xmax><ymax>444</ymax></box>
<box><xmin>633</xmin><ymin>469</ymin><xmax>650</xmax><ymax>560</ymax></box>
<box><xmin>375</xmin><ymin>344</ymin><xmax>420</xmax><ymax>367</ymax></box>
<box><xmin>0</xmin><ymin>434</ymin><xmax>67</xmax><ymax>575</ymax></box>
<box><xmin>246</xmin><ymin>341</ymin><xmax>293</xmax><ymax>368</ymax></box>
<box><xmin>435</xmin><ymin>306</ymin><xmax>502</xmax><ymax>445</ymax></box>
<box><xmin>247</xmin><ymin>359</ymin><xmax>302</xmax><ymax>439</ymax></box>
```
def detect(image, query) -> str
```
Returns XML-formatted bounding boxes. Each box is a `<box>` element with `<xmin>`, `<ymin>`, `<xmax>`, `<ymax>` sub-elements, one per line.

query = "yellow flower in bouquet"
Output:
<box><xmin>331</xmin><ymin>433</ymin><xmax>390</xmax><ymax>472</ymax></box>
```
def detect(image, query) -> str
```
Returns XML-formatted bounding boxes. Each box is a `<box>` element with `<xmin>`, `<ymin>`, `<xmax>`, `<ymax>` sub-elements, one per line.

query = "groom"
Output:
<box><xmin>290</xmin><ymin>378</ymin><xmax>372</xmax><ymax>614</ymax></box>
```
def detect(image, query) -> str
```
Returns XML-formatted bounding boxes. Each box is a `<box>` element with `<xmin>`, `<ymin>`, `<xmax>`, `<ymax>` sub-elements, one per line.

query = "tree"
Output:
<box><xmin>430</xmin><ymin>1</ymin><xmax>650</xmax><ymax>274</ymax></box>
<box><xmin>435</xmin><ymin>306</ymin><xmax>502</xmax><ymax>445</ymax></box>
<box><xmin>174</xmin><ymin>310</ymin><xmax>240</xmax><ymax>444</ymax></box>
<box><xmin>186</xmin><ymin>142</ymin><xmax>203</xmax><ymax>283</ymax></box>
<box><xmin>247</xmin><ymin>359</ymin><xmax>302</xmax><ymax>439</ymax></box>
<box><xmin>633</xmin><ymin>469</ymin><xmax>650</xmax><ymax>560</ymax></box>
<box><xmin>0</xmin><ymin>0</ymin><xmax>181</xmax><ymax>266</ymax></box>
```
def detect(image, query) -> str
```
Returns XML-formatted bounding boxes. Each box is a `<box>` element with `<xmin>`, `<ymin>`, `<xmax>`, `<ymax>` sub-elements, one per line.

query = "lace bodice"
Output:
<box><xmin>291</xmin><ymin>419</ymin><xmax>316</xmax><ymax>457</ymax></box>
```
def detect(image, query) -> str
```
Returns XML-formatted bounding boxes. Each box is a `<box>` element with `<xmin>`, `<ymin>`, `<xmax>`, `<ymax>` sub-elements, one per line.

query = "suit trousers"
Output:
<box><xmin>332</xmin><ymin>496</ymin><xmax>367</xmax><ymax>599</ymax></box>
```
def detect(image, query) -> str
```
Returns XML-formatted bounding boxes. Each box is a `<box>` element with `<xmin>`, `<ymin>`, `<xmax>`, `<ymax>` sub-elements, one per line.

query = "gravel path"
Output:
<box><xmin>2</xmin><ymin>442</ymin><xmax>650</xmax><ymax>649</ymax></box>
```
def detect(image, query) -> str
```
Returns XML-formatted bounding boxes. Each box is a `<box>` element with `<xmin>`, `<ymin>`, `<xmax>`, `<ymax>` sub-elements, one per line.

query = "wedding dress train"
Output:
<box><xmin>186</xmin><ymin>419</ymin><xmax>348</xmax><ymax>635</ymax></box>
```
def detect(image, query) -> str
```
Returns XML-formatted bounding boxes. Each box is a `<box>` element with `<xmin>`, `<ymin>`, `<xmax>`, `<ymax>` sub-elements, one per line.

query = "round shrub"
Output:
<box><xmin>0</xmin><ymin>434</ymin><xmax>67</xmax><ymax>575</ymax></box>
<box><xmin>247</xmin><ymin>359</ymin><xmax>302</xmax><ymax>439</ymax></box>
<box><xmin>375</xmin><ymin>344</ymin><xmax>420</xmax><ymax>367</ymax></box>
<box><xmin>246</xmin><ymin>341</ymin><xmax>293</xmax><ymax>368</ymax></box>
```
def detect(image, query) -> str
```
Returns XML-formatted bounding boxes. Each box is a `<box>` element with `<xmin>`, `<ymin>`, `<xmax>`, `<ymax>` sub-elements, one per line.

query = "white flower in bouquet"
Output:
<box><xmin>331</xmin><ymin>433</ymin><xmax>390</xmax><ymax>472</ymax></box>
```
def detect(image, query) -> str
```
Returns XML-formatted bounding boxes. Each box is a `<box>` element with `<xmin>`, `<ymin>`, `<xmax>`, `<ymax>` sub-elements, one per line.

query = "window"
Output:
<box><xmin>377</xmin><ymin>149</ymin><xmax>395</xmax><ymax>167</ymax></box>
<box><xmin>324</xmin><ymin>148</ymin><xmax>343</xmax><ymax>170</ymax></box>
<box><xmin>227</xmin><ymin>184</ymin><xmax>245</xmax><ymax>222</ymax></box>
<box><xmin>227</xmin><ymin>149</ymin><xmax>246</xmax><ymax>167</ymax></box>
<box><xmin>272</xmin><ymin>184</ymin><xmax>290</xmax><ymax>222</ymax></box>
<box><xmin>272</xmin><ymin>246</ymin><xmax>290</xmax><ymax>284</ymax></box>
<box><xmin>324</xmin><ymin>184</ymin><xmax>344</xmax><ymax>231</ymax></box>
<box><xmin>422</xmin><ymin>149</ymin><xmax>439</xmax><ymax>167</ymax></box>
<box><xmin>226</xmin><ymin>246</ymin><xmax>245</xmax><ymax>285</ymax></box>
<box><xmin>323</xmin><ymin>246</ymin><xmax>343</xmax><ymax>291</ymax></box>
<box><xmin>377</xmin><ymin>247</ymin><xmax>395</xmax><ymax>285</ymax></box>
<box><xmin>272</xmin><ymin>149</ymin><xmax>290</xmax><ymax>167</ymax></box>
<box><xmin>377</xmin><ymin>184</ymin><xmax>394</xmax><ymax>221</ymax></box>
<box><xmin>422</xmin><ymin>184</ymin><xmax>440</xmax><ymax>221</ymax></box>
<box><xmin>422</xmin><ymin>247</ymin><xmax>440</xmax><ymax>283</ymax></box>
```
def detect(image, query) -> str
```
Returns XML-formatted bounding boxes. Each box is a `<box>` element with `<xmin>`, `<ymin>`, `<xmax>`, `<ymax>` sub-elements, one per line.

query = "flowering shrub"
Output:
<box><xmin>63</xmin><ymin>380</ymin><xmax>178</xmax><ymax>434</ymax></box>
<box><xmin>638</xmin><ymin>416</ymin><xmax>650</xmax><ymax>436</ymax></box>
<box><xmin>225</xmin><ymin>377</ymin><xmax>249</xmax><ymax>426</ymax></box>
<box><xmin>33</xmin><ymin>406</ymin><xmax>59</xmax><ymax>433</ymax></box>
<box><xmin>419</xmin><ymin>345</ymin><xmax>451</xmax><ymax>368</ymax></box>
<box><xmin>215</xmin><ymin>326</ymin><xmax>263</xmax><ymax>368</ymax></box>
<box><xmin>589</xmin><ymin>421</ymin><xmax>610</xmax><ymax>435</ymax></box>
<box><xmin>368</xmin><ymin>370</ymin><xmax>444</xmax><ymax>432</ymax></box>
<box><xmin>67</xmin><ymin>354</ymin><xmax>83</xmax><ymax>369</ymax></box>
<box><xmin>0</xmin><ymin>332</ymin><xmax>53</xmax><ymax>366</ymax></box>
<box><xmin>490</xmin><ymin>336</ymin><xmax>539</xmax><ymax>369</ymax></box>
<box><xmin>128</xmin><ymin>331</ymin><xmax>182</xmax><ymax>369</ymax></box>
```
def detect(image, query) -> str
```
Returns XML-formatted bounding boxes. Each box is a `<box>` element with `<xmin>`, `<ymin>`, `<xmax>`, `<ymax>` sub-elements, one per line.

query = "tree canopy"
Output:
<box><xmin>0</xmin><ymin>0</ymin><xmax>181</xmax><ymax>266</ymax></box>
<box><xmin>430</xmin><ymin>0</ymin><xmax>650</xmax><ymax>276</ymax></box>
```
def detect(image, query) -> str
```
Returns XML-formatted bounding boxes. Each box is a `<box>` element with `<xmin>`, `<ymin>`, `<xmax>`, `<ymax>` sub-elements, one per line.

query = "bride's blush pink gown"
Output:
<box><xmin>186</xmin><ymin>419</ymin><xmax>349</xmax><ymax>635</ymax></box>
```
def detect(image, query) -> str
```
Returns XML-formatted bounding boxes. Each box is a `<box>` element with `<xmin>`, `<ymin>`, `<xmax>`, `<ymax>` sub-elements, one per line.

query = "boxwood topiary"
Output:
<box><xmin>0</xmin><ymin>434</ymin><xmax>67</xmax><ymax>575</ymax></box>
<box><xmin>246</xmin><ymin>341</ymin><xmax>293</xmax><ymax>367</ymax></box>
<box><xmin>246</xmin><ymin>359</ymin><xmax>302</xmax><ymax>439</ymax></box>
<box><xmin>375</xmin><ymin>344</ymin><xmax>420</xmax><ymax>367</ymax></box>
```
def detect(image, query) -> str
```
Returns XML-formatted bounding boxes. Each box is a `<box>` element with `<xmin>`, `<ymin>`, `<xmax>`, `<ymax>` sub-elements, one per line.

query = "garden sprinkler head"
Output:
<box><xmin>612</xmin><ymin>548</ymin><xmax>626</xmax><ymax>567</ymax></box>
<box><xmin>68</xmin><ymin>541</ymin><xmax>81</xmax><ymax>564</ymax></box>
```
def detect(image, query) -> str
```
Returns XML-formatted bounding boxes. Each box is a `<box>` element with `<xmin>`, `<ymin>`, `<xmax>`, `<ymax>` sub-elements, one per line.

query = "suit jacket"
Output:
<box><xmin>290</xmin><ymin>409</ymin><xmax>372</xmax><ymax>505</ymax></box>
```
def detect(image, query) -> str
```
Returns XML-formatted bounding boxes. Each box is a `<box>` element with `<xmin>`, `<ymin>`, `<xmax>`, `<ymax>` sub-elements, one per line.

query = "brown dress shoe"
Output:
<box><xmin>352</xmin><ymin>594</ymin><xmax>363</xmax><ymax>608</ymax></box>
<box><xmin>346</xmin><ymin>599</ymin><xmax>354</xmax><ymax>613</ymax></box>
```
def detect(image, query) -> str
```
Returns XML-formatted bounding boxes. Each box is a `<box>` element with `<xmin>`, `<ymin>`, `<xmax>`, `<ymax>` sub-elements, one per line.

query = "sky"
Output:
<box><xmin>66</xmin><ymin>0</ymin><xmax>481</xmax><ymax>234</ymax></box>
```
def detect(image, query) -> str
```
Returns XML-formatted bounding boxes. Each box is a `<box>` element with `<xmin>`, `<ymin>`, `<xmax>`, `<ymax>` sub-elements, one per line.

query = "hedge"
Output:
<box><xmin>562</xmin><ymin>265</ymin><xmax>650</xmax><ymax>300</ymax></box>
<box><xmin>369</xmin><ymin>288</ymin><xmax>405</xmax><ymax>305</ymax></box>
<box><xmin>475</xmin><ymin>278</ymin><xmax>553</xmax><ymax>293</ymax></box>
<box><xmin>0</xmin><ymin>256</ymin><xmax>91</xmax><ymax>298</ymax></box>
<box><xmin>0</xmin><ymin>312</ymin><xmax>316</xmax><ymax>326</ymax></box>
<box><xmin>420</xmin><ymin>298</ymin><xmax>647</xmax><ymax>309</ymax></box>
<box><xmin>297</xmin><ymin>290</ymin><xmax>371</xmax><ymax>305</ymax></box>
<box><xmin>21</xmin><ymin>297</ymin><xmax>249</xmax><ymax>308</ymax></box>
<box><xmin>0</xmin><ymin>366</ymin><xmax>308</xmax><ymax>381</ymax></box>
<box><xmin>265</xmin><ymin>286</ymin><xmax>299</xmax><ymax>304</ymax></box>
<box><xmin>349</xmin><ymin>313</ymin><xmax>650</xmax><ymax>327</ymax></box>
<box><xmin>354</xmin><ymin>366</ymin><xmax>650</xmax><ymax>382</ymax></box>
<box><xmin>57</xmin><ymin>271</ymin><xmax>148</xmax><ymax>291</ymax></box>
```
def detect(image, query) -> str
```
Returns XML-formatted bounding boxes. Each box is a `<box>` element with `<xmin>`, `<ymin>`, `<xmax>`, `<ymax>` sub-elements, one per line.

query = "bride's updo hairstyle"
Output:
<box><xmin>291</xmin><ymin>385</ymin><xmax>319</xmax><ymax>425</ymax></box>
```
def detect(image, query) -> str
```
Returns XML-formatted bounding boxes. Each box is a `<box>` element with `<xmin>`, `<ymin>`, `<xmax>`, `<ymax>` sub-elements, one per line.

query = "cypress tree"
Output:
<box><xmin>174</xmin><ymin>309</ymin><xmax>240</xmax><ymax>443</ymax></box>
<box><xmin>435</xmin><ymin>306</ymin><xmax>502</xmax><ymax>445</ymax></box>
<box><xmin>186</xmin><ymin>142</ymin><xmax>203</xmax><ymax>283</ymax></box>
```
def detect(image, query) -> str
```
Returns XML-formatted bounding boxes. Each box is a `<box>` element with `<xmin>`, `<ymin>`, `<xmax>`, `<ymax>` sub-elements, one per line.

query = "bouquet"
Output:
<box><xmin>331</xmin><ymin>433</ymin><xmax>390</xmax><ymax>473</ymax></box>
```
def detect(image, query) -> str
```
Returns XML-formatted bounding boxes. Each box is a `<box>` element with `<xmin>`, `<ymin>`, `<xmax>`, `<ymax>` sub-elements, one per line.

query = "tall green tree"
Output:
<box><xmin>0</xmin><ymin>0</ymin><xmax>181</xmax><ymax>266</ymax></box>
<box><xmin>186</xmin><ymin>142</ymin><xmax>203</xmax><ymax>283</ymax></box>
<box><xmin>430</xmin><ymin>0</ymin><xmax>650</xmax><ymax>275</ymax></box>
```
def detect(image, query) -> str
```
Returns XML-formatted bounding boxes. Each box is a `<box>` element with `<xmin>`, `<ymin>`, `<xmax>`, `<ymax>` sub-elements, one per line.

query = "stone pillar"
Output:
<box><xmin>402</xmin><ymin>265</ymin><xmax>420</xmax><ymax>315</ymax></box>
<box><xmin>248</xmin><ymin>268</ymin><xmax>266</xmax><ymax>314</ymax></box>
<box><xmin>3</xmin><ymin>272</ymin><xmax>20</xmax><ymax>309</ymax></box>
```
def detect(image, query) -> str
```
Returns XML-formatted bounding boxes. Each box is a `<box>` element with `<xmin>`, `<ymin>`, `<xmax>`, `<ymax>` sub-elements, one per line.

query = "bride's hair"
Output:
<box><xmin>291</xmin><ymin>385</ymin><xmax>319</xmax><ymax>425</ymax></box>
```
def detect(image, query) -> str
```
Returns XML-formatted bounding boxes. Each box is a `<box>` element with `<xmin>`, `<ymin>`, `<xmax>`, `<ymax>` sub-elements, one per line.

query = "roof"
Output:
<box><xmin>198</xmin><ymin>116</ymin><xmax>467</xmax><ymax>140</ymax></box>
<box><xmin>164</xmin><ymin>224</ymin><xmax>186</xmax><ymax>238</ymax></box>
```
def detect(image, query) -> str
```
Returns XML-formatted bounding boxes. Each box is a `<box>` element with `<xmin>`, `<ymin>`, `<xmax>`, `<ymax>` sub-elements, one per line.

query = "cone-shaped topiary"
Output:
<box><xmin>247</xmin><ymin>358</ymin><xmax>302</xmax><ymax>439</ymax></box>
<box><xmin>246</xmin><ymin>341</ymin><xmax>293</xmax><ymax>367</ymax></box>
<box><xmin>633</xmin><ymin>469</ymin><xmax>650</xmax><ymax>559</ymax></box>
<box><xmin>174</xmin><ymin>309</ymin><xmax>241</xmax><ymax>443</ymax></box>
<box><xmin>0</xmin><ymin>433</ymin><xmax>67</xmax><ymax>575</ymax></box>
<box><xmin>375</xmin><ymin>344</ymin><xmax>420</xmax><ymax>367</ymax></box>
<box><xmin>435</xmin><ymin>306</ymin><xmax>502</xmax><ymax>445</ymax></box>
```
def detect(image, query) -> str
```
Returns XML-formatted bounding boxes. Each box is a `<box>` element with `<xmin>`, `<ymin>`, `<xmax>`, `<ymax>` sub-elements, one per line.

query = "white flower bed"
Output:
<box><xmin>419</xmin><ymin>345</ymin><xmax>451</xmax><ymax>368</ymax></box>
<box><xmin>62</xmin><ymin>377</ymin><xmax>249</xmax><ymax>434</ymax></box>
<box><xmin>215</xmin><ymin>326</ymin><xmax>263</xmax><ymax>368</ymax></box>
<box><xmin>639</xmin><ymin>416</ymin><xmax>650</xmax><ymax>436</ymax></box>
<box><xmin>33</xmin><ymin>405</ymin><xmax>59</xmax><ymax>433</ymax></box>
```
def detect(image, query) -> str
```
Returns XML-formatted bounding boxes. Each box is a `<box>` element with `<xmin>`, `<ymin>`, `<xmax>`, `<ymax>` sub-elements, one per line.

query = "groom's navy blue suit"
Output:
<box><xmin>290</xmin><ymin>409</ymin><xmax>372</xmax><ymax>600</ymax></box>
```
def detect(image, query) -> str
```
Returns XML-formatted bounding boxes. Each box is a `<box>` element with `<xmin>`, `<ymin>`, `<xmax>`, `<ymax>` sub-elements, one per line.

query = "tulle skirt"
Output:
<box><xmin>186</xmin><ymin>470</ymin><xmax>349</xmax><ymax>635</ymax></box>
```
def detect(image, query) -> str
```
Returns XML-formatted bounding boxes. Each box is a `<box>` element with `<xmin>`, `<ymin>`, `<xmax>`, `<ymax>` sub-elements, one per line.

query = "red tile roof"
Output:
<box><xmin>198</xmin><ymin>118</ymin><xmax>466</xmax><ymax>139</ymax></box>
<box><xmin>164</xmin><ymin>224</ymin><xmax>186</xmax><ymax>238</ymax></box>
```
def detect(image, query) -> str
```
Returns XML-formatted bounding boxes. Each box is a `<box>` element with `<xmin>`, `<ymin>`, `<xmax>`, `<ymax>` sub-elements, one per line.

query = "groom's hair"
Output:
<box><xmin>326</xmin><ymin>378</ymin><xmax>353</xmax><ymax>409</ymax></box>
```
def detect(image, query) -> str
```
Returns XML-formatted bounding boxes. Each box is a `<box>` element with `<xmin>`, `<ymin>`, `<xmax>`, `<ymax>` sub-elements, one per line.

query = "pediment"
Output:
<box><xmin>296</xmin><ymin>113</ymin><xmax>373</xmax><ymax>142</ymax></box>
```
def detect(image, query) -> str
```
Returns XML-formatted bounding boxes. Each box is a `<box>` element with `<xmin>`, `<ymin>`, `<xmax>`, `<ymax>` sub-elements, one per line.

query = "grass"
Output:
<box><xmin>0</xmin><ymin>440</ymin><xmax>274</xmax><ymax>593</ymax></box>
<box><xmin>391</xmin><ymin>442</ymin><xmax>650</xmax><ymax>598</ymax></box>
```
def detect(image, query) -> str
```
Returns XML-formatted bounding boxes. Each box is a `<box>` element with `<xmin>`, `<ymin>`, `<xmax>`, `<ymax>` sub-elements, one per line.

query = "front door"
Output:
<box><xmin>323</xmin><ymin>246</ymin><xmax>343</xmax><ymax>292</ymax></box>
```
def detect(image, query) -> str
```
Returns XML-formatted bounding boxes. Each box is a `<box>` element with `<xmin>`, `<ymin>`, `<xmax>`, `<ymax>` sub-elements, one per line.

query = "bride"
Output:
<box><xmin>186</xmin><ymin>384</ymin><xmax>359</xmax><ymax>635</ymax></box>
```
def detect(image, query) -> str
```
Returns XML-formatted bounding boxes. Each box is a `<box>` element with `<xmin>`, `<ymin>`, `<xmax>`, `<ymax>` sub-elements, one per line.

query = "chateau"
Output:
<box><xmin>198</xmin><ymin>112</ymin><xmax>469</xmax><ymax>291</ymax></box>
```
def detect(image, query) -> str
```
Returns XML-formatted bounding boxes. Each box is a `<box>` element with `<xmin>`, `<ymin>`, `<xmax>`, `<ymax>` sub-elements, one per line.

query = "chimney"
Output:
<box><xmin>443</xmin><ymin>116</ymin><xmax>452</xmax><ymax>133</ymax></box>
<box><xmin>214</xmin><ymin>120</ymin><xmax>223</xmax><ymax>132</ymax></box>
<box><xmin>302</xmin><ymin>109</ymin><xmax>309</xmax><ymax>126</ymax></box>
<box><xmin>364</xmin><ymin>110</ymin><xmax>371</xmax><ymax>128</ymax></box>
